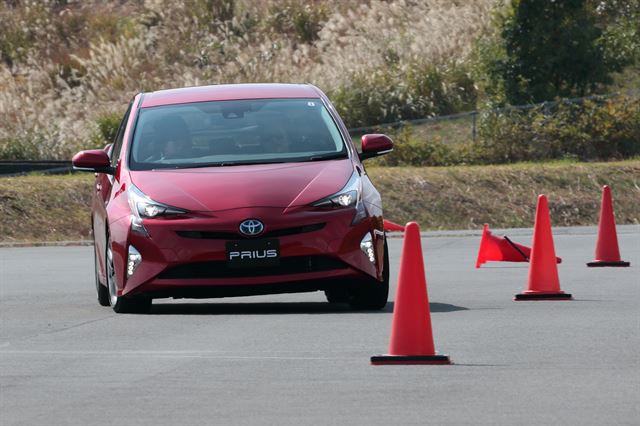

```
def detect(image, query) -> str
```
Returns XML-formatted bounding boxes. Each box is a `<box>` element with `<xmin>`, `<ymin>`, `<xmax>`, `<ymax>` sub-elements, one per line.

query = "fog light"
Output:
<box><xmin>360</xmin><ymin>233</ymin><xmax>376</xmax><ymax>264</ymax></box>
<box><xmin>127</xmin><ymin>245</ymin><xmax>142</xmax><ymax>277</ymax></box>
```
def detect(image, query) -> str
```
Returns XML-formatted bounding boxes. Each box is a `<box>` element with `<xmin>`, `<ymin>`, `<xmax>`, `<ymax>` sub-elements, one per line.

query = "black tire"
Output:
<box><xmin>348</xmin><ymin>237</ymin><xmax>390</xmax><ymax>310</ymax></box>
<box><xmin>324</xmin><ymin>287</ymin><xmax>350</xmax><ymax>304</ymax></box>
<box><xmin>94</xmin><ymin>243</ymin><xmax>110</xmax><ymax>306</ymax></box>
<box><xmin>106</xmin><ymin>236</ymin><xmax>151</xmax><ymax>314</ymax></box>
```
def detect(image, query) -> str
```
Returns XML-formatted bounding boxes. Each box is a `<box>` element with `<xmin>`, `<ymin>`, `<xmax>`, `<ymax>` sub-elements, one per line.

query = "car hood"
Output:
<box><xmin>129</xmin><ymin>159</ymin><xmax>354</xmax><ymax>212</ymax></box>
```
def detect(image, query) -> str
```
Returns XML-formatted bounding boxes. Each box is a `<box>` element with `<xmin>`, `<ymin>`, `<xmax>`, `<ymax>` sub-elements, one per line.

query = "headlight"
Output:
<box><xmin>128</xmin><ymin>185</ymin><xmax>187</xmax><ymax>218</ymax></box>
<box><xmin>311</xmin><ymin>171</ymin><xmax>367</xmax><ymax>224</ymax></box>
<box><xmin>127</xmin><ymin>184</ymin><xmax>188</xmax><ymax>234</ymax></box>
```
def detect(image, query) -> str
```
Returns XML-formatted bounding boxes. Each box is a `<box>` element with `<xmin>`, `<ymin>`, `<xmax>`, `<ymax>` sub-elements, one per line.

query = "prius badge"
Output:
<box><xmin>239</xmin><ymin>219</ymin><xmax>264</xmax><ymax>236</ymax></box>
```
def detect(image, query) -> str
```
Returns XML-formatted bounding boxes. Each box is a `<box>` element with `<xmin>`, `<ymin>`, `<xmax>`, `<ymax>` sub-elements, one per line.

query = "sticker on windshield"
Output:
<box><xmin>307</xmin><ymin>102</ymin><xmax>316</xmax><ymax>107</ymax></box>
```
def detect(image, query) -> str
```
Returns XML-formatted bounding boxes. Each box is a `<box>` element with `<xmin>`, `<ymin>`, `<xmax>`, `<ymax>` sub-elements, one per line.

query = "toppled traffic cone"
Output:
<box><xmin>515</xmin><ymin>195</ymin><xmax>572</xmax><ymax>301</ymax></box>
<box><xmin>587</xmin><ymin>185</ymin><xmax>630</xmax><ymax>267</ymax></box>
<box><xmin>383</xmin><ymin>219</ymin><xmax>406</xmax><ymax>232</ymax></box>
<box><xmin>476</xmin><ymin>223</ymin><xmax>561</xmax><ymax>268</ymax></box>
<box><xmin>371</xmin><ymin>222</ymin><xmax>451</xmax><ymax>365</ymax></box>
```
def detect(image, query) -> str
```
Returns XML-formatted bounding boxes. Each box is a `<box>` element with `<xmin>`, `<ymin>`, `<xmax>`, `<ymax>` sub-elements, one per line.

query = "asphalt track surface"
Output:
<box><xmin>1</xmin><ymin>226</ymin><xmax>638</xmax><ymax>426</ymax></box>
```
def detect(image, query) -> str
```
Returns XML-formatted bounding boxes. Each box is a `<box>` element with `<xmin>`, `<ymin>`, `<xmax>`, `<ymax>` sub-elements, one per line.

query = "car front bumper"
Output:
<box><xmin>107</xmin><ymin>206</ymin><xmax>385</xmax><ymax>299</ymax></box>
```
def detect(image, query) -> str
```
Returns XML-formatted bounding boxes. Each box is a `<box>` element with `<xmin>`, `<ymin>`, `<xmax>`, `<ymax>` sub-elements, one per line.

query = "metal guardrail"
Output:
<box><xmin>0</xmin><ymin>160</ymin><xmax>74</xmax><ymax>176</ymax></box>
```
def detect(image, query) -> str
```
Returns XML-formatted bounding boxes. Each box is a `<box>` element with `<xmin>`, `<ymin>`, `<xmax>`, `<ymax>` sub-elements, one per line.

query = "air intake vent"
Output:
<box><xmin>158</xmin><ymin>255</ymin><xmax>347</xmax><ymax>279</ymax></box>
<box><xmin>176</xmin><ymin>223</ymin><xmax>325</xmax><ymax>240</ymax></box>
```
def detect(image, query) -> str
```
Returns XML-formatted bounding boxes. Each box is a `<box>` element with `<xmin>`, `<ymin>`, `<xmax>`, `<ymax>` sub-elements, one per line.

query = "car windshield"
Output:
<box><xmin>128</xmin><ymin>98</ymin><xmax>348</xmax><ymax>170</ymax></box>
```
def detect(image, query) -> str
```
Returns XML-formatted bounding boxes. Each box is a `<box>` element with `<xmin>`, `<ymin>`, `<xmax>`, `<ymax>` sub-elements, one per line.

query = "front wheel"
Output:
<box><xmin>106</xmin><ymin>238</ymin><xmax>151</xmax><ymax>314</ymax></box>
<box><xmin>348</xmin><ymin>238</ymin><xmax>390</xmax><ymax>310</ymax></box>
<box><xmin>94</xmin><ymin>242</ymin><xmax>110</xmax><ymax>307</ymax></box>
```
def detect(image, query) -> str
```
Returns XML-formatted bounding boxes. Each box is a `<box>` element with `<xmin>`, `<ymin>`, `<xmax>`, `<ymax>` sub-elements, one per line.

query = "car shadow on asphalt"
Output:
<box><xmin>148</xmin><ymin>301</ymin><xmax>468</xmax><ymax>315</ymax></box>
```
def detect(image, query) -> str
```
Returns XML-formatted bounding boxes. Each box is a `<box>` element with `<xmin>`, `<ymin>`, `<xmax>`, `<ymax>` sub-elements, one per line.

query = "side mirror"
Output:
<box><xmin>72</xmin><ymin>149</ymin><xmax>114</xmax><ymax>174</ymax></box>
<box><xmin>360</xmin><ymin>134</ymin><xmax>394</xmax><ymax>160</ymax></box>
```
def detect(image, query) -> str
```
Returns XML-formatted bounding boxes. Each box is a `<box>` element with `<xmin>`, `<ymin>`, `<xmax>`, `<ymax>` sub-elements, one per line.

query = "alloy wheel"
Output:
<box><xmin>106</xmin><ymin>243</ymin><xmax>118</xmax><ymax>307</ymax></box>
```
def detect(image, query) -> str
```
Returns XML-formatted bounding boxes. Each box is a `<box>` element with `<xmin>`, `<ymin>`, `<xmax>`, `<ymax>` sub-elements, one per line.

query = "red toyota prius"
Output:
<box><xmin>72</xmin><ymin>84</ymin><xmax>394</xmax><ymax>313</ymax></box>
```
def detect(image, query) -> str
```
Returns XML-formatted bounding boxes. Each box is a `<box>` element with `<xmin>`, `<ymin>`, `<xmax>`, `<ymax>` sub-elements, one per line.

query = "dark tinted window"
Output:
<box><xmin>110</xmin><ymin>102</ymin><xmax>133</xmax><ymax>165</ymax></box>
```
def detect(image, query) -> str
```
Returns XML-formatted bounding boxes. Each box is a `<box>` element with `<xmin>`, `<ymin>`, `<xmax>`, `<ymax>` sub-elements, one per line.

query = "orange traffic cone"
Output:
<box><xmin>587</xmin><ymin>185</ymin><xmax>630</xmax><ymax>267</ymax></box>
<box><xmin>476</xmin><ymin>223</ymin><xmax>561</xmax><ymax>268</ymax></box>
<box><xmin>371</xmin><ymin>222</ymin><xmax>451</xmax><ymax>365</ymax></box>
<box><xmin>515</xmin><ymin>195</ymin><xmax>572</xmax><ymax>301</ymax></box>
<box><xmin>383</xmin><ymin>219</ymin><xmax>406</xmax><ymax>232</ymax></box>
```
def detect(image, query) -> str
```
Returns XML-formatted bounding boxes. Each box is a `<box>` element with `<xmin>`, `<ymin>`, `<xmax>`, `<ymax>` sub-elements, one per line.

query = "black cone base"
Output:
<box><xmin>514</xmin><ymin>292</ymin><xmax>573</xmax><ymax>301</ymax></box>
<box><xmin>370</xmin><ymin>354</ymin><xmax>451</xmax><ymax>365</ymax></box>
<box><xmin>587</xmin><ymin>260</ymin><xmax>630</xmax><ymax>267</ymax></box>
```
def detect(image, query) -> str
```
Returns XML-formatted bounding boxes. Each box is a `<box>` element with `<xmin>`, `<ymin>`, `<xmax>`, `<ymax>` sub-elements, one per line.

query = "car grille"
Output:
<box><xmin>157</xmin><ymin>255</ymin><xmax>348</xmax><ymax>279</ymax></box>
<box><xmin>176</xmin><ymin>223</ymin><xmax>325</xmax><ymax>240</ymax></box>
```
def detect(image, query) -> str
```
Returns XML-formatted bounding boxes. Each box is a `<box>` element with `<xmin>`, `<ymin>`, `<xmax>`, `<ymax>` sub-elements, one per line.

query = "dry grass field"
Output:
<box><xmin>370</xmin><ymin>160</ymin><xmax>640</xmax><ymax>229</ymax></box>
<box><xmin>0</xmin><ymin>0</ymin><xmax>495</xmax><ymax>160</ymax></box>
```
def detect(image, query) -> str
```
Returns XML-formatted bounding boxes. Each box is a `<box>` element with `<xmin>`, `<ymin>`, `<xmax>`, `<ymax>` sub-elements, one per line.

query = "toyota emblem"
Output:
<box><xmin>239</xmin><ymin>219</ymin><xmax>264</xmax><ymax>236</ymax></box>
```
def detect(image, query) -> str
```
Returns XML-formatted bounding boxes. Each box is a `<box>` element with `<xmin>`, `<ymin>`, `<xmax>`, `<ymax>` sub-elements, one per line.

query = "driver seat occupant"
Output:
<box><xmin>154</xmin><ymin>116</ymin><xmax>192</xmax><ymax>160</ymax></box>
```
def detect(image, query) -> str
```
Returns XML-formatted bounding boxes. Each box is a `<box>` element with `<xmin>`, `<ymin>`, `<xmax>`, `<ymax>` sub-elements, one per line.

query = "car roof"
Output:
<box><xmin>139</xmin><ymin>83</ymin><xmax>321</xmax><ymax>108</ymax></box>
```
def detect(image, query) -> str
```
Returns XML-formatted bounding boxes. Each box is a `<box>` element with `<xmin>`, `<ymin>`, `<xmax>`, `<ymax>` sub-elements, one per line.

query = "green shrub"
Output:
<box><xmin>370</xmin><ymin>126</ymin><xmax>460</xmax><ymax>167</ymax></box>
<box><xmin>266</xmin><ymin>1</ymin><xmax>328</xmax><ymax>43</ymax></box>
<box><xmin>87</xmin><ymin>14</ymin><xmax>138</xmax><ymax>44</ymax></box>
<box><xmin>184</xmin><ymin>0</ymin><xmax>236</xmax><ymax>31</ymax></box>
<box><xmin>0</xmin><ymin>129</ymin><xmax>86</xmax><ymax>161</ymax></box>
<box><xmin>365</xmin><ymin>94</ymin><xmax>640</xmax><ymax>167</ymax></box>
<box><xmin>93</xmin><ymin>112</ymin><xmax>122</xmax><ymax>146</ymax></box>
<box><xmin>0</xmin><ymin>23</ymin><xmax>29</xmax><ymax>67</ymax></box>
<box><xmin>0</xmin><ymin>135</ymin><xmax>42</xmax><ymax>161</ymax></box>
<box><xmin>475</xmin><ymin>94</ymin><xmax>640</xmax><ymax>163</ymax></box>
<box><xmin>331</xmin><ymin>62</ymin><xmax>477</xmax><ymax>129</ymax></box>
<box><xmin>0</xmin><ymin>2</ymin><xmax>46</xmax><ymax>67</ymax></box>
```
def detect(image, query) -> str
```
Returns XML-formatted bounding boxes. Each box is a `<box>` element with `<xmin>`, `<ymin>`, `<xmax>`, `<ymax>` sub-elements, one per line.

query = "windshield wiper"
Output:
<box><xmin>184</xmin><ymin>160</ymin><xmax>288</xmax><ymax>168</ymax></box>
<box><xmin>306</xmin><ymin>152</ymin><xmax>348</xmax><ymax>161</ymax></box>
<box><xmin>151</xmin><ymin>154</ymin><xmax>346</xmax><ymax>170</ymax></box>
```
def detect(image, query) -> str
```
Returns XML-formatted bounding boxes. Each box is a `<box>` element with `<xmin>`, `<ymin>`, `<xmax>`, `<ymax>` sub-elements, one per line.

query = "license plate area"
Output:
<box><xmin>226</xmin><ymin>239</ymin><xmax>280</xmax><ymax>268</ymax></box>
